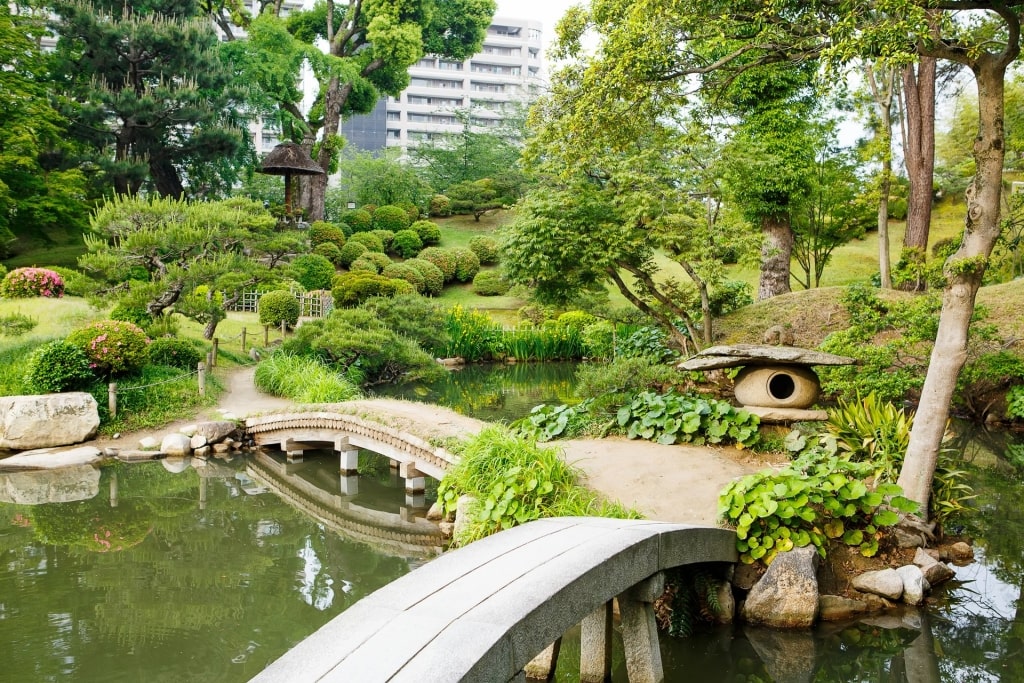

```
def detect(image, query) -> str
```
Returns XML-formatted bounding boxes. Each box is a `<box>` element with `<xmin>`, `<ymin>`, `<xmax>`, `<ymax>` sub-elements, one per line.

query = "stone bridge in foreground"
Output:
<box><xmin>250</xmin><ymin>517</ymin><xmax>737</xmax><ymax>683</ymax></box>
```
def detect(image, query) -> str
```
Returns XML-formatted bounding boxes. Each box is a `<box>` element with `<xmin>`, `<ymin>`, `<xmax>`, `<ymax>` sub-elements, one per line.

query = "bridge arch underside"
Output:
<box><xmin>252</xmin><ymin>517</ymin><xmax>738</xmax><ymax>682</ymax></box>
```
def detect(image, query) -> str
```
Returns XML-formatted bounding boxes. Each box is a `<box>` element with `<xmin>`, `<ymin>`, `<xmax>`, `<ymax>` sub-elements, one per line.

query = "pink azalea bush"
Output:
<box><xmin>66</xmin><ymin>320</ymin><xmax>151</xmax><ymax>376</ymax></box>
<box><xmin>0</xmin><ymin>267</ymin><xmax>65</xmax><ymax>298</ymax></box>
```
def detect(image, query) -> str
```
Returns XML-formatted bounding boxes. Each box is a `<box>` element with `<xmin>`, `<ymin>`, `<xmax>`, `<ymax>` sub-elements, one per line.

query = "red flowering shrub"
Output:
<box><xmin>66</xmin><ymin>320</ymin><xmax>151</xmax><ymax>376</ymax></box>
<box><xmin>0</xmin><ymin>267</ymin><xmax>65</xmax><ymax>298</ymax></box>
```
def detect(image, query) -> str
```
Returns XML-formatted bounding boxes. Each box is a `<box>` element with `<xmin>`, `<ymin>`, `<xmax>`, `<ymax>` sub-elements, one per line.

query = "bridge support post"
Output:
<box><xmin>618</xmin><ymin>572</ymin><xmax>666</xmax><ymax>683</ymax></box>
<box><xmin>524</xmin><ymin>638</ymin><xmax>561</xmax><ymax>681</ymax></box>
<box><xmin>580</xmin><ymin>601</ymin><xmax>614</xmax><ymax>682</ymax></box>
<box><xmin>338</xmin><ymin>447</ymin><xmax>359</xmax><ymax>475</ymax></box>
<box><xmin>339</xmin><ymin>475</ymin><xmax>359</xmax><ymax>496</ymax></box>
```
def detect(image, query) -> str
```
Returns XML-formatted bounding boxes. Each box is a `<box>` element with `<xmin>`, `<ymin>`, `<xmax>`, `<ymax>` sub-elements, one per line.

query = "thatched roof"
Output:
<box><xmin>259</xmin><ymin>142</ymin><xmax>325</xmax><ymax>176</ymax></box>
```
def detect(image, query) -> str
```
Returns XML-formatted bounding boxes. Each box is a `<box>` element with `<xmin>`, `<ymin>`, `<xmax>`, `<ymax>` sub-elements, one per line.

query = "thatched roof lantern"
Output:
<box><xmin>258</xmin><ymin>142</ymin><xmax>324</xmax><ymax>215</ymax></box>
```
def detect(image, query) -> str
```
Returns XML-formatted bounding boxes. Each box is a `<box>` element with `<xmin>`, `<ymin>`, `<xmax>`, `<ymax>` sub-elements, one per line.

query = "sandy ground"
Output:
<box><xmin>89</xmin><ymin>366</ymin><xmax>772</xmax><ymax>526</ymax></box>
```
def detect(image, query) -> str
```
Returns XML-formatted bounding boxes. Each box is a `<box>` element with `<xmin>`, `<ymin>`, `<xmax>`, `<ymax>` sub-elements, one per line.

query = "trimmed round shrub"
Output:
<box><xmin>382</xmin><ymin>263</ymin><xmax>426</xmax><ymax>293</ymax></box>
<box><xmin>289</xmin><ymin>253</ymin><xmax>336</xmax><ymax>291</ymax></box>
<box><xmin>363</xmin><ymin>251</ymin><xmax>393</xmax><ymax>270</ymax></box>
<box><xmin>308</xmin><ymin>221</ymin><xmax>346</xmax><ymax>249</ymax></box>
<box><xmin>66</xmin><ymin>320</ymin><xmax>150</xmax><ymax>376</ymax></box>
<box><xmin>342</xmin><ymin>208</ymin><xmax>373</xmax><ymax>233</ymax></box>
<box><xmin>404</xmin><ymin>258</ymin><xmax>444</xmax><ymax>296</ymax></box>
<box><xmin>349</xmin><ymin>256</ymin><xmax>381</xmax><ymax>274</ymax></box>
<box><xmin>110</xmin><ymin>303</ymin><xmax>153</xmax><ymax>327</ymax></box>
<box><xmin>362</xmin><ymin>203</ymin><xmax>378</xmax><ymax>215</ymax></box>
<box><xmin>23</xmin><ymin>340</ymin><xmax>93</xmax><ymax>393</ymax></box>
<box><xmin>258</xmin><ymin>290</ymin><xmax>300</xmax><ymax>328</ymax></box>
<box><xmin>0</xmin><ymin>267</ymin><xmax>65</xmax><ymax>298</ymax></box>
<box><xmin>371</xmin><ymin>229</ymin><xmax>395</xmax><ymax>250</ymax></box>
<box><xmin>314</xmin><ymin>241</ymin><xmax>344</xmax><ymax>266</ymax></box>
<box><xmin>398</xmin><ymin>200</ymin><xmax>421</xmax><ymax>223</ymax></box>
<box><xmin>472</xmin><ymin>270</ymin><xmax>510</xmax><ymax>296</ymax></box>
<box><xmin>468</xmin><ymin>236</ymin><xmax>500</xmax><ymax>265</ymax></box>
<box><xmin>418</xmin><ymin>246</ymin><xmax>458</xmax><ymax>282</ymax></box>
<box><xmin>411</xmin><ymin>220</ymin><xmax>442</xmax><ymax>245</ymax></box>
<box><xmin>339</xmin><ymin>241</ymin><xmax>368</xmax><ymax>267</ymax></box>
<box><xmin>450</xmin><ymin>247</ymin><xmax>481</xmax><ymax>283</ymax></box>
<box><xmin>557</xmin><ymin>310</ymin><xmax>597</xmax><ymax>332</ymax></box>
<box><xmin>332</xmin><ymin>272</ymin><xmax>416</xmax><ymax>307</ymax></box>
<box><xmin>373</xmin><ymin>204</ymin><xmax>412</xmax><ymax>232</ymax></box>
<box><xmin>147</xmin><ymin>337</ymin><xmax>203</xmax><ymax>370</ymax></box>
<box><xmin>392</xmin><ymin>229</ymin><xmax>423</xmax><ymax>258</ymax></box>
<box><xmin>49</xmin><ymin>267</ymin><xmax>94</xmax><ymax>297</ymax></box>
<box><xmin>429</xmin><ymin>194</ymin><xmax>451</xmax><ymax>217</ymax></box>
<box><xmin>348</xmin><ymin>231</ymin><xmax>386</xmax><ymax>254</ymax></box>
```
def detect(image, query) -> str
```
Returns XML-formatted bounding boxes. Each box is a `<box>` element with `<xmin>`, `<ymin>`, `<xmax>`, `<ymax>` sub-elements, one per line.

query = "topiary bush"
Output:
<box><xmin>66</xmin><ymin>320</ymin><xmax>150</xmax><ymax>376</ymax></box>
<box><xmin>450</xmin><ymin>247</ymin><xmax>481</xmax><ymax>282</ymax></box>
<box><xmin>372</xmin><ymin>204</ymin><xmax>412</xmax><ymax>232</ymax></box>
<box><xmin>289</xmin><ymin>253</ymin><xmax>336</xmax><ymax>291</ymax></box>
<box><xmin>403</xmin><ymin>258</ymin><xmax>444</xmax><ymax>296</ymax></box>
<box><xmin>381</xmin><ymin>263</ymin><xmax>426</xmax><ymax>293</ymax></box>
<box><xmin>418</xmin><ymin>246</ymin><xmax>458</xmax><ymax>282</ymax></box>
<box><xmin>468</xmin><ymin>235</ymin><xmax>500</xmax><ymax>265</ymax></box>
<box><xmin>429</xmin><ymin>194</ymin><xmax>451</xmax><ymax>217</ymax></box>
<box><xmin>338</xmin><ymin>241</ymin><xmax>368</xmax><ymax>268</ymax></box>
<box><xmin>313</xmin><ymin>241</ymin><xmax>344</xmax><ymax>266</ymax></box>
<box><xmin>49</xmin><ymin>267</ymin><xmax>94</xmax><ymax>297</ymax></box>
<box><xmin>332</xmin><ymin>272</ymin><xmax>416</xmax><ymax>307</ymax></box>
<box><xmin>258</xmin><ymin>290</ymin><xmax>300</xmax><ymax>328</ymax></box>
<box><xmin>0</xmin><ymin>267</ymin><xmax>65</xmax><ymax>298</ymax></box>
<box><xmin>109</xmin><ymin>303</ymin><xmax>153</xmax><ymax>328</ymax></box>
<box><xmin>348</xmin><ymin>231</ymin><xmax>386</xmax><ymax>254</ymax></box>
<box><xmin>472</xmin><ymin>270</ymin><xmax>509</xmax><ymax>296</ymax></box>
<box><xmin>308</xmin><ymin>221</ymin><xmax>346</xmax><ymax>250</ymax></box>
<box><xmin>342</xmin><ymin>208</ymin><xmax>373</xmax><ymax>234</ymax></box>
<box><xmin>371</xmin><ymin>229</ymin><xmax>395</xmax><ymax>250</ymax></box>
<box><xmin>349</xmin><ymin>256</ymin><xmax>381</xmax><ymax>274</ymax></box>
<box><xmin>147</xmin><ymin>337</ymin><xmax>203</xmax><ymax>370</ymax></box>
<box><xmin>363</xmin><ymin>251</ymin><xmax>392</xmax><ymax>271</ymax></box>
<box><xmin>398</xmin><ymin>200</ymin><xmax>421</xmax><ymax>223</ymax></box>
<box><xmin>392</xmin><ymin>229</ymin><xmax>423</xmax><ymax>258</ymax></box>
<box><xmin>23</xmin><ymin>340</ymin><xmax>93</xmax><ymax>393</ymax></box>
<box><xmin>411</xmin><ymin>219</ymin><xmax>442</xmax><ymax>245</ymax></box>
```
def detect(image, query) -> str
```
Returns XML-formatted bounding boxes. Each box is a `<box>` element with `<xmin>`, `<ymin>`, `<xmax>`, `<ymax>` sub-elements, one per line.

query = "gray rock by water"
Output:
<box><xmin>190</xmin><ymin>434</ymin><xmax>208</xmax><ymax>450</ymax></box>
<box><xmin>194</xmin><ymin>420</ymin><xmax>237</xmax><ymax>443</ymax></box>
<box><xmin>818</xmin><ymin>594</ymin><xmax>868</xmax><ymax>621</ymax></box>
<box><xmin>744</xmin><ymin>626</ymin><xmax>817</xmax><ymax>683</ymax></box>
<box><xmin>139</xmin><ymin>436</ymin><xmax>159</xmax><ymax>451</ymax></box>
<box><xmin>0</xmin><ymin>464</ymin><xmax>100</xmax><ymax>504</ymax></box>
<box><xmin>0</xmin><ymin>393</ymin><xmax>99</xmax><ymax>450</ymax></box>
<box><xmin>160</xmin><ymin>433</ymin><xmax>192</xmax><ymax>457</ymax></box>
<box><xmin>852</xmin><ymin>568</ymin><xmax>904</xmax><ymax>600</ymax></box>
<box><xmin>742</xmin><ymin>546</ymin><xmax>819</xmax><ymax>628</ymax></box>
<box><xmin>0</xmin><ymin>445</ymin><xmax>102</xmax><ymax>471</ymax></box>
<box><xmin>896</xmin><ymin>565</ymin><xmax>926</xmax><ymax>605</ymax></box>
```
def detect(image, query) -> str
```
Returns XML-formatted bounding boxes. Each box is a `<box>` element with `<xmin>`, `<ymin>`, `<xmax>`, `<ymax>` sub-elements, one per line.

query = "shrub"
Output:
<box><xmin>348</xmin><ymin>256</ymin><xmax>381</xmax><ymax>274</ymax></box>
<box><xmin>341</xmin><ymin>208</ymin><xmax>373</xmax><ymax>233</ymax></box>
<box><xmin>398</xmin><ymin>200</ymin><xmax>421</xmax><ymax>223</ymax></box>
<box><xmin>450</xmin><ymin>247</ymin><xmax>481</xmax><ymax>282</ymax></box>
<box><xmin>392</xmin><ymin>229</ymin><xmax>423</xmax><ymax>258</ymax></box>
<box><xmin>308</xmin><ymin>221</ymin><xmax>346</xmax><ymax>250</ymax></box>
<box><xmin>363</xmin><ymin>251</ymin><xmax>393</xmax><ymax>270</ymax></box>
<box><xmin>411</xmin><ymin>219</ymin><xmax>442</xmax><ymax>245</ymax></box>
<box><xmin>289</xmin><ymin>253</ymin><xmax>336</xmax><ymax>291</ymax></box>
<box><xmin>418</xmin><ymin>246</ymin><xmax>458</xmax><ymax>281</ymax></box>
<box><xmin>557</xmin><ymin>311</ymin><xmax>597</xmax><ymax>332</ymax></box>
<box><xmin>254</xmin><ymin>352</ymin><xmax>362</xmax><ymax>402</ymax></box>
<box><xmin>313</xmin><ymin>241</ymin><xmax>344</xmax><ymax>265</ymax></box>
<box><xmin>468</xmin><ymin>235</ymin><xmax>500</xmax><ymax>264</ymax></box>
<box><xmin>360</xmin><ymin>294</ymin><xmax>448</xmax><ymax>354</ymax></box>
<box><xmin>147</xmin><ymin>337</ymin><xmax>203</xmax><ymax>370</ymax></box>
<box><xmin>372</xmin><ymin>204</ymin><xmax>412</xmax><ymax>232</ymax></box>
<box><xmin>348</xmin><ymin>231</ymin><xmax>386</xmax><ymax>254</ymax></box>
<box><xmin>23</xmin><ymin>340</ymin><xmax>93</xmax><ymax>393</ymax></box>
<box><xmin>709</xmin><ymin>280</ymin><xmax>754</xmax><ymax>317</ymax></box>
<box><xmin>332</xmin><ymin>272</ymin><xmax>415</xmax><ymax>307</ymax></box>
<box><xmin>472</xmin><ymin>270</ymin><xmax>509</xmax><ymax>296</ymax></box>
<box><xmin>0</xmin><ymin>267</ymin><xmax>65</xmax><ymax>298</ymax></box>
<box><xmin>338</xmin><ymin>241</ymin><xmax>368</xmax><ymax>267</ymax></box>
<box><xmin>429</xmin><ymin>194</ymin><xmax>451</xmax><ymax>217</ymax></box>
<box><xmin>574</xmin><ymin>356</ymin><xmax>679</xmax><ymax>413</ymax></box>
<box><xmin>109</xmin><ymin>303</ymin><xmax>153</xmax><ymax>327</ymax></box>
<box><xmin>382</xmin><ymin>263</ymin><xmax>426</xmax><ymax>293</ymax></box>
<box><xmin>403</xmin><ymin>258</ymin><xmax>444</xmax><ymax>296</ymax></box>
<box><xmin>258</xmin><ymin>290</ymin><xmax>300</xmax><ymax>328</ymax></box>
<box><xmin>66</xmin><ymin>319</ymin><xmax>150</xmax><ymax>376</ymax></box>
<box><xmin>371</xmin><ymin>229</ymin><xmax>395</xmax><ymax>250</ymax></box>
<box><xmin>0</xmin><ymin>312</ymin><xmax>38</xmax><ymax>336</ymax></box>
<box><xmin>49</xmin><ymin>267</ymin><xmax>94</xmax><ymax>297</ymax></box>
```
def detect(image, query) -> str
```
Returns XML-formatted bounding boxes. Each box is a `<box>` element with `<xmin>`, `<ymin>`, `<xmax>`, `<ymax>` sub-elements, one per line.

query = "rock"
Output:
<box><xmin>194</xmin><ymin>421</ymin><xmax>237</xmax><ymax>444</ymax></box>
<box><xmin>950</xmin><ymin>541</ymin><xmax>974</xmax><ymax>564</ymax></box>
<box><xmin>742</xmin><ymin>546</ymin><xmax>819</xmax><ymax>628</ymax></box>
<box><xmin>426</xmin><ymin>501</ymin><xmax>444</xmax><ymax>521</ymax></box>
<box><xmin>0</xmin><ymin>464</ymin><xmax>100</xmax><ymax>504</ymax></box>
<box><xmin>190</xmin><ymin>434</ymin><xmax>208</xmax><ymax>450</ymax></box>
<box><xmin>859</xmin><ymin>593</ymin><xmax>896</xmax><ymax>612</ymax></box>
<box><xmin>851</xmin><ymin>568</ymin><xmax>904</xmax><ymax>600</ymax></box>
<box><xmin>744</xmin><ymin>626</ymin><xmax>817</xmax><ymax>683</ymax></box>
<box><xmin>161</xmin><ymin>456</ymin><xmax>191</xmax><ymax>473</ymax></box>
<box><xmin>438</xmin><ymin>521</ymin><xmax>454</xmax><ymax>537</ymax></box>
<box><xmin>179</xmin><ymin>424</ymin><xmax>198</xmax><ymax>437</ymax></box>
<box><xmin>193</xmin><ymin>446</ymin><xmax>211</xmax><ymax>459</ymax></box>
<box><xmin>139</xmin><ymin>436</ymin><xmax>159</xmax><ymax>451</ymax></box>
<box><xmin>818</xmin><ymin>595</ymin><xmax>868</xmax><ymax>621</ymax></box>
<box><xmin>0</xmin><ymin>445</ymin><xmax>103</xmax><ymax>471</ymax></box>
<box><xmin>731</xmin><ymin>562</ymin><xmax>763</xmax><ymax>591</ymax></box>
<box><xmin>0</xmin><ymin>393</ymin><xmax>100</xmax><ymax>450</ymax></box>
<box><xmin>743</xmin><ymin>406</ymin><xmax>829</xmax><ymax>423</ymax></box>
<box><xmin>112</xmin><ymin>433</ymin><xmax>120</xmax><ymax>440</ymax></box>
<box><xmin>713</xmin><ymin>581</ymin><xmax>735</xmax><ymax>624</ymax></box>
<box><xmin>922</xmin><ymin>561</ymin><xmax>956</xmax><ymax>587</ymax></box>
<box><xmin>160</xmin><ymin>433</ymin><xmax>192</xmax><ymax>457</ymax></box>
<box><xmin>896</xmin><ymin>565</ymin><xmax>926</xmax><ymax>605</ymax></box>
<box><xmin>452</xmin><ymin>495</ymin><xmax>477</xmax><ymax>542</ymax></box>
<box><xmin>212</xmin><ymin>443</ymin><xmax>230</xmax><ymax>454</ymax></box>
<box><xmin>912</xmin><ymin>547</ymin><xmax>938</xmax><ymax>568</ymax></box>
<box><xmin>894</xmin><ymin>527</ymin><xmax>928</xmax><ymax>548</ymax></box>
<box><xmin>116</xmin><ymin>450</ymin><xmax>163</xmax><ymax>463</ymax></box>
<box><xmin>677</xmin><ymin>344</ymin><xmax>856</xmax><ymax>371</ymax></box>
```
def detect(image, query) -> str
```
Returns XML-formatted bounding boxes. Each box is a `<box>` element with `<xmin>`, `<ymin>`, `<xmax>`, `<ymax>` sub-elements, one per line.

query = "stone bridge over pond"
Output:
<box><xmin>251</xmin><ymin>516</ymin><xmax>737</xmax><ymax>683</ymax></box>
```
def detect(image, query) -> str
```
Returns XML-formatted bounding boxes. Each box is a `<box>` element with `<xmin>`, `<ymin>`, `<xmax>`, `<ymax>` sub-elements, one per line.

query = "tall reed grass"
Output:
<box><xmin>441</xmin><ymin>306</ymin><xmax>586</xmax><ymax>362</ymax></box>
<box><xmin>254</xmin><ymin>352</ymin><xmax>362</xmax><ymax>403</ymax></box>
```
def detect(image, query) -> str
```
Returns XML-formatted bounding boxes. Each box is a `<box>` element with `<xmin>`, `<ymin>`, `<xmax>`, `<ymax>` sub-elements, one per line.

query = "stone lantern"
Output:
<box><xmin>258</xmin><ymin>142</ymin><xmax>325</xmax><ymax>217</ymax></box>
<box><xmin>678</xmin><ymin>344</ymin><xmax>856</xmax><ymax>422</ymax></box>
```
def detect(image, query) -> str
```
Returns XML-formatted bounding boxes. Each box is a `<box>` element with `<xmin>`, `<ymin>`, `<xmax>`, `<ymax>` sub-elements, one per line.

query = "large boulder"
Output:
<box><xmin>0</xmin><ymin>393</ymin><xmax>100</xmax><ymax>450</ymax></box>
<box><xmin>160</xmin><ymin>433</ymin><xmax>192</xmax><ymax>457</ymax></box>
<box><xmin>193</xmin><ymin>420</ymin><xmax>238</xmax><ymax>444</ymax></box>
<box><xmin>851</xmin><ymin>568</ymin><xmax>904</xmax><ymax>600</ymax></box>
<box><xmin>742</xmin><ymin>546</ymin><xmax>819</xmax><ymax>628</ymax></box>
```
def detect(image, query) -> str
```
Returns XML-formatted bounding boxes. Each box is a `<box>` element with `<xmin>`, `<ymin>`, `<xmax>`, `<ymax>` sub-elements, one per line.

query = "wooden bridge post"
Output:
<box><xmin>618</xmin><ymin>572</ymin><xmax>666</xmax><ymax>683</ymax></box>
<box><xmin>580</xmin><ymin>601</ymin><xmax>614</xmax><ymax>682</ymax></box>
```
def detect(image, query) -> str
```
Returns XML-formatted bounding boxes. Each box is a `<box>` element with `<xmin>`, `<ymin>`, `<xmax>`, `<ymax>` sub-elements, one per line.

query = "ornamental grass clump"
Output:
<box><xmin>0</xmin><ymin>267</ymin><xmax>65</xmax><ymax>298</ymax></box>
<box><xmin>442</xmin><ymin>305</ymin><xmax>502</xmax><ymax>361</ymax></box>
<box><xmin>65</xmin><ymin>320</ymin><xmax>150</xmax><ymax>376</ymax></box>
<box><xmin>254</xmin><ymin>352</ymin><xmax>362</xmax><ymax>403</ymax></box>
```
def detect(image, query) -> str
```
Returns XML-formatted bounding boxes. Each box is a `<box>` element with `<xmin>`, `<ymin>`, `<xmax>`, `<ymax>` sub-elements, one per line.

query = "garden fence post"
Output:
<box><xmin>281</xmin><ymin>320</ymin><xmax>286</xmax><ymax>338</ymax></box>
<box><xmin>264</xmin><ymin>325</ymin><xmax>269</xmax><ymax>346</ymax></box>
<box><xmin>108</xmin><ymin>382</ymin><xmax>117</xmax><ymax>419</ymax></box>
<box><xmin>198</xmin><ymin>361</ymin><xmax>206</xmax><ymax>396</ymax></box>
<box><xmin>206</xmin><ymin>351</ymin><xmax>213</xmax><ymax>370</ymax></box>
<box><xmin>241</xmin><ymin>327</ymin><xmax>247</xmax><ymax>353</ymax></box>
<box><xmin>211</xmin><ymin>338</ymin><xmax>218</xmax><ymax>367</ymax></box>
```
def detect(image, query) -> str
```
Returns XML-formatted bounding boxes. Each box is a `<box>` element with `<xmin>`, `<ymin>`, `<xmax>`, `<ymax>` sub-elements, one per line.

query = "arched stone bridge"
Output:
<box><xmin>250</xmin><ymin>517</ymin><xmax>737</xmax><ymax>682</ymax></box>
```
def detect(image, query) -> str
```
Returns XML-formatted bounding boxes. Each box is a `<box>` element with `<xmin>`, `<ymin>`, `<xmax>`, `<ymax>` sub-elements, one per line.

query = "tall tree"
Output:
<box><xmin>899</xmin><ymin>55</ymin><xmax>937</xmax><ymax>286</ymax></box>
<box><xmin>863</xmin><ymin>61</ymin><xmax>898</xmax><ymax>288</ymax></box>
<box><xmin>48</xmin><ymin>0</ymin><xmax>252</xmax><ymax>199</ymax></box>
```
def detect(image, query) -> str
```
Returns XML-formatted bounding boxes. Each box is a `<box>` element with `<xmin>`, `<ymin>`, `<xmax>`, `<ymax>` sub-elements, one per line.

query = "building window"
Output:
<box><xmin>407</xmin><ymin>95</ymin><xmax>464</xmax><ymax>107</ymax></box>
<box><xmin>489</xmin><ymin>25</ymin><xmax>521</xmax><ymax>37</ymax></box>
<box><xmin>471</xmin><ymin>63</ymin><xmax>520</xmax><ymax>76</ymax></box>
<box><xmin>529</xmin><ymin>48</ymin><xmax>539</xmax><ymax>60</ymax></box>
<box><xmin>483</xmin><ymin>45</ymin><xmax>520</xmax><ymax>57</ymax></box>
<box><xmin>529</xmin><ymin>29</ymin><xmax>541</xmax><ymax>41</ymax></box>
<box><xmin>409</xmin><ymin>77</ymin><xmax>463</xmax><ymax>89</ymax></box>
<box><xmin>416</xmin><ymin>57</ymin><xmax>436</xmax><ymax>68</ymax></box>
<box><xmin>438</xmin><ymin>60</ymin><xmax>464</xmax><ymax>71</ymax></box>
<box><xmin>387</xmin><ymin>111</ymin><xmax>401</xmax><ymax>121</ymax></box>
<box><xmin>471</xmin><ymin>82</ymin><xmax>505</xmax><ymax>93</ymax></box>
<box><xmin>387</xmin><ymin>129</ymin><xmax>401</xmax><ymax>139</ymax></box>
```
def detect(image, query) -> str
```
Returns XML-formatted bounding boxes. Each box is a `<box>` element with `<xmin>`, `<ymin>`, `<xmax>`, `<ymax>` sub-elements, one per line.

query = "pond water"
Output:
<box><xmin>2</xmin><ymin>363</ymin><xmax>1022</xmax><ymax>681</ymax></box>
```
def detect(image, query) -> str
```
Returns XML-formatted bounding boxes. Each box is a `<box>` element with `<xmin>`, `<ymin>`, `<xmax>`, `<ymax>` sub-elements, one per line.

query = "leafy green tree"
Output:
<box><xmin>333</xmin><ymin>149</ymin><xmax>433</xmax><ymax>211</ymax></box>
<box><xmin>447</xmin><ymin>177</ymin><xmax>520</xmax><ymax>221</ymax></box>
<box><xmin>47</xmin><ymin>1</ymin><xmax>251</xmax><ymax>199</ymax></box>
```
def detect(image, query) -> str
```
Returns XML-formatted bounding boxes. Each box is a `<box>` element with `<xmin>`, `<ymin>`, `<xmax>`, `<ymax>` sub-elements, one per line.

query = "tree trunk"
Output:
<box><xmin>900</xmin><ymin>57</ymin><xmax>937</xmax><ymax>288</ymax></box>
<box><xmin>758</xmin><ymin>214</ymin><xmax>793</xmax><ymax>300</ymax></box>
<box><xmin>897</xmin><ymin>57</ymin><xmax>1007</xmax><ymax>515</ymax></box>
<box><xmin>867</xmin><ymin>63</ymin><xmax>895</xmax><ymax>288</ymax></box>
<box><xmin>149</xmin><ymin>154</ymin><xmax>185</xmax><ymax>199</ymax></box>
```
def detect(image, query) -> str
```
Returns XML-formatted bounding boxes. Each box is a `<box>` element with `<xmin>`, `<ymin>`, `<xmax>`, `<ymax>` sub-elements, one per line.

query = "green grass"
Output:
<box><xmin>2</xmin><ymin>243</ymin><xmax>89</xmax><ymax>269</ymax></box>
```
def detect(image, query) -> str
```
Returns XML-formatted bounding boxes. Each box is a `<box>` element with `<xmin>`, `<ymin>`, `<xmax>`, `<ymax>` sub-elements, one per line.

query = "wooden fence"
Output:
<box><xmin>227</xmin><ymin>290</ymin><xmax>333</xmax><ymax>318</ymax></box>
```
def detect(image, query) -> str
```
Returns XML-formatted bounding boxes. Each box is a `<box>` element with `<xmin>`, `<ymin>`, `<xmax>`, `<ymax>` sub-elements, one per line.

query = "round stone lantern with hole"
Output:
<box><xmin>678</xmin><ymin>344</ymin><xmax>856</xmax><ymax>422</ymax></box>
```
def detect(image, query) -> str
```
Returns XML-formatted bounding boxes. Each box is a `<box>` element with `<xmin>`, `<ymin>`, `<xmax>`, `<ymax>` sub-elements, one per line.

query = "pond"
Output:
<box><xmin>2</xmin><ymin>363</ymin><xmax>1022</xmax><ymax>681</ymax></box>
